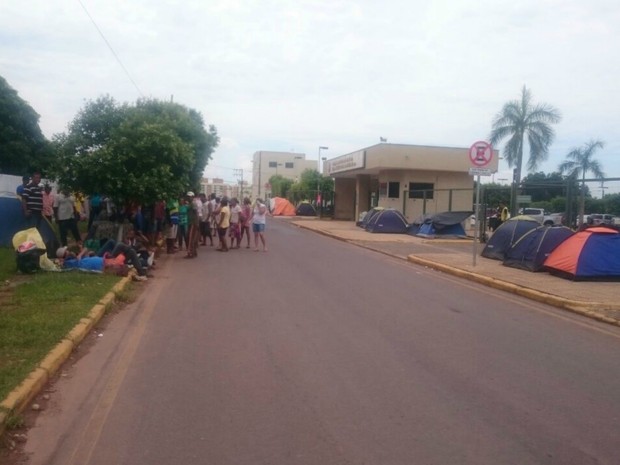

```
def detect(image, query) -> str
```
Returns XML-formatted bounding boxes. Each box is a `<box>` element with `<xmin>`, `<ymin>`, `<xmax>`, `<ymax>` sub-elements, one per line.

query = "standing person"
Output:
<box><xmin>88</xmin><ymin>194</ymin><xmax>102</xmax><ymax>232</ymax></box>
<box><xmin>21</xmin><ymin>172</ymin><xmax>44</xmax><ymax>229</ymax></box>
<box><xmin>166</xmin><ymin>197</ymin><xmax>179</xmax><ymax>253</ymax></box>
<box><xmin>211</xmin><ymin>195</ymin><xmax>221</xmax><ymax>249</ymax></box>
<box><xmin>199</xmin><ymin>193</ymin><xmax>213</xmax><ymax>246</ymax></box>
<box><xmin>53</xmin><ymin>188</ymin><xmax>82</xmax><ymax>246</ymax></box>
<box><xmin>229</xmin><ymin>198</ymin><xmax>242</xmax><ymax>249</ymax></box>
<box><xmin>185</xmin><ymin>191</ymin><xmax>201</xmax><ymax>258</ymax></box>
<box><xmin>16</xmin><ymin>175</ymin><xmax>29</xmax><ymax>198</ymax></box>
<box><xmin>240</xmin><ymin>197</ymin><xmax>252</xmax><ymax>248</ymax></box>
<box><xmin>42</xmin><ymin>184</ymin><xmax>55</xmax><ymax>223</ymax></box>
<box><xmin>216</xmin><ymin>197</ymin><xmax>230</xmax><ymax>252</ymax></box>
<box><xmin>177</xmin><ymin>196</ymin><xmax>189</xmax><ymax>251</ymax></box>
<box><xmin>250</xmin><ymin>198</ymin><xmax>268</xmax><ymax>252</ymax></box>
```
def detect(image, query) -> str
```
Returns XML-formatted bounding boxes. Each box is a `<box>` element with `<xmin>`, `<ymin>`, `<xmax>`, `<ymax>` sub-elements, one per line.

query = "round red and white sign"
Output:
<box><xmin>469</xmin><ymin>141</ymin><xmax>493</xmax><ymax>167</ymax></box>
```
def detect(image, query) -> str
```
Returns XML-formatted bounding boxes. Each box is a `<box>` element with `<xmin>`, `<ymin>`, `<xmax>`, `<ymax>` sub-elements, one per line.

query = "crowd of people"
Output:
<box><xmin>16</xmin><ymin>172</ymin><xmax>271</xmax><ymax>281</ymax></box>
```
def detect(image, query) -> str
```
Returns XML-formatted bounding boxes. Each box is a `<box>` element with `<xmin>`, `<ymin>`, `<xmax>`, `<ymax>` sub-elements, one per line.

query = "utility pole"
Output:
<box><xmin>233</xmin><ymin>168</ymin><xmax>244</xmax><ymax>198</ymax></box>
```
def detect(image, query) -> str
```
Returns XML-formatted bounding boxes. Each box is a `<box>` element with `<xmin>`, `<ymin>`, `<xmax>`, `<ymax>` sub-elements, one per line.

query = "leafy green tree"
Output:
<box><xmin>489</xmin><ymin>86</ymin><xmax>561</xmax><ymax>216</ymax></box>
<box><xmin>602</xmin><ymin>193</ymin><xmax>620</xmax><ymax>216</ymax></box>
<box><xmin>0</xmin><ymin>75</ymin><xmax>50</xmax><ymax>175</ymax></box>
<box><xmin>53</xmin><ymin>97</ymin><xmax>218</xmax><ymax>206</ymax></box>
<box><xmin>268</xmin><ymin>175</ymin><xmax>294</xmax><ymax>198</ymax></box>
<box><xmin>558</xmin><ymin>139</ymin><xmax>605</xmax><ymax>226</ymax></box>
<box><xmin>521</xmin><ymin>171</ymin><xmax>566</xmax><ymax>202</ymax></box>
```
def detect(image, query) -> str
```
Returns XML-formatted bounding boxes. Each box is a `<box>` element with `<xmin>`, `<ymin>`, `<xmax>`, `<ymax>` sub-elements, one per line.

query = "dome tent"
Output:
<box><xmin>503</xmin><ymin>225</ymin><xmax>574</xmax><ymax>272</ymax></box>
<box><xmin>296</xmin><ymin>201</ymin><xmax>316</xmax><ymax>216</ymax></box>
<box><xmin>408</xmin><ymin>211</ymin><xmax>472</xmax><ymax>238</ymax></box>
<box><xmin>358</xmin><ymin>207</ymin><xmax>384</xmax><ymax>228</ymax></box>
<box><xmin>481</xmin><ymin>215</ymin><xmax>539</xmax><ymax>261</ymax></box>
<box><xmin>544</xmin><ymin>226</ymin><xmax>620</xmax><ymax>280</ymax></box>
<box><xmin>365</xmin><ymin>208</ymin><xmax>409</xmax><ymax>234</ymax></box>
<box><xmin>269</xmin><ymin>197</ymin><xmax>296</xmax><ymax>216</ymax></box>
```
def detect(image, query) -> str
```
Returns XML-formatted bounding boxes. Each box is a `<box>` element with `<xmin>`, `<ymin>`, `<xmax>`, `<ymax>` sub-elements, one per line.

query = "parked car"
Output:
<box><xmin>589</xmin><ymin>213</ymin><xmax>614</xmax><ymax>226</ymax></box>
<box><xmin>519</xmin><ymin>208</ymin><xmax>563</xmax><ymax>226</ymax></box>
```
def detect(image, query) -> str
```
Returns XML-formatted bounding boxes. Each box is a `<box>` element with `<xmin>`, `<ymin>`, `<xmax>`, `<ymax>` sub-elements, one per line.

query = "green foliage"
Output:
<box><xmin>489</xmin><ymin>86</ymin><xmax>561</xmax><ymax>215</ymax></box>
<box><xmin>521</xmin><ymin>171</ymin><xmax>568</xmax><ymax>202</ymax></box>
<box><xmin>268</xmin><ymin>175</ymin><xmax>294</xmax><ymax>198</ymax></box>
<box><xmin>52</xmin><ymin>96</ymin><xmax>218</xmax><ymax>205</ymax></box>
<box><xmin>0</xmin><ymin>75</ymin><xmax>51</xmax><ymax>175</ymax></box>
<box><xmin>482</xmin><ymin>184</ymin><xmax>511</xmax><ymax>209</ymax></box>
<box><xmin>558</xmin><ymin>139</ymin><xmax>605</xmax><ymax>224</ymax></box>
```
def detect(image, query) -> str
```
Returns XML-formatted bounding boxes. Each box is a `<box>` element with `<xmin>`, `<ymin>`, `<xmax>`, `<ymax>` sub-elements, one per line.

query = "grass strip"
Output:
<box><xmin>0</xmin><ymin>253</ymin><xmax>121</xmax><ymax>401</ymax></box>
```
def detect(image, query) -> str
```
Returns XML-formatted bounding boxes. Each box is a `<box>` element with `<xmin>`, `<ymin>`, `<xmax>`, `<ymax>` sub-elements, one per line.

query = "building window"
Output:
<box><xmin>285</xmin><ymin>162</ymin><xmax>294</xmax><ymax>168</ymax></box>
<box><xmin>268</xmin><ymin>161</ymin><xmax>277</xmax><ymax>168</ymax></box>
<box><xmin>388</xmin><ymin>182</ymin><xmax>400</xmax><ymax>198</ymax></box>
<box><xmin>409</xmin><ymin>182</ymin><xmax>434</xmax><ymax>199</ymax></box>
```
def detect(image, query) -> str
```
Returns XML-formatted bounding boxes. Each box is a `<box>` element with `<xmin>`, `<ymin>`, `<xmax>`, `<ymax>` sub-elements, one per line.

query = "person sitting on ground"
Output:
<box><xmin>97</xmin><ymin>228</ymin><xmax>154</xmax><ymax>269</ymax></box>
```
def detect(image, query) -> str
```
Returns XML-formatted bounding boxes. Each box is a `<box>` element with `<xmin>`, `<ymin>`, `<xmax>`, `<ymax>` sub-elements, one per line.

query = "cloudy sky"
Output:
<box><xmin>2</xmin><ymin>0</ymin><xmax>619</xmax><ymax>194</ymax></box>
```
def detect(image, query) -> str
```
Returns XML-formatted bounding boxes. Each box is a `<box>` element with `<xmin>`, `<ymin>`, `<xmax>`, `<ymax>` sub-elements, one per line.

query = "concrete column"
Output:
<box><xmin>356</xmin><ymin>175</ymin><xmax>371</xmax><ymax>221</ymax></box>
<box><xmin>334</xmin><ymin>178</ymin><xmax>356</xmax><ymax>220</ymax></box>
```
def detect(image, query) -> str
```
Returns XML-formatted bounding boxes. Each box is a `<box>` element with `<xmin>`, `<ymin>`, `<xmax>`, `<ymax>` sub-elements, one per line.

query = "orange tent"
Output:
<box><xmin>270</xmin><ymin>197</ymin><xmax>296</xmax><ymax>216</ymax></box>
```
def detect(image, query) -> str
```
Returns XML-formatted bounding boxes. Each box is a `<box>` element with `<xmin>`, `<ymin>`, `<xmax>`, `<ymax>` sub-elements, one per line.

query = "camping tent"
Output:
<box><xmin>296</xmin><ymin>202</ymin><xmax>316</xmax><ymax>216</ymax></box>
<box><xmin>543</xmin><ymin>226</ymin><xmax>620</xmax><ymax>280</ymax></box>
<box><xmin>365</xmin><ymin>209</ymin><xmax>409</xmax><ymax>234</ymax></box>
<box><xmin>481</xmin><ymin>215</ymin><xmax>539</xmax><ymax>260</ymax></box>
<box><xmin>358</xmin><ymin>207</ymin><xmax>384</xmax><ymax>228</ymax></box>
<box><xmin>408</xmin><ymin>211</ymin><xmax>472</xmax><ymax>238</ymax></box>
<box><xmin>269</xmin><ymin>197</ymin><xmax>296</xmax><ymax>216</ymax></box>
<box><xmin>503</xmin><ymin>225</ymin><xmax>574</xmax><ymax>271</ymax></box>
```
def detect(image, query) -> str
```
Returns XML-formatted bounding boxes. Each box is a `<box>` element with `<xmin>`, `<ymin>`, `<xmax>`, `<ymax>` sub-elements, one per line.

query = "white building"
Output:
<box><xmin>251</xmin><ymin>151</ymin><xmax>317</xmax><ymax>199</ymax></box>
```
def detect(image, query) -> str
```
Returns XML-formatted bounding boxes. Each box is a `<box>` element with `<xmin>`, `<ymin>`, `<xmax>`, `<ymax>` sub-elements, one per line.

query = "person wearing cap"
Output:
<box><xmin>185</xmin><ymin>191</ymin><xmax>201</xmax><ymax>258</ymax></box>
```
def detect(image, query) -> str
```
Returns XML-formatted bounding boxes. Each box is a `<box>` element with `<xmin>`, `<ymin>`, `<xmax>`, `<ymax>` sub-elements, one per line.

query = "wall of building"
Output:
<box><xmin>252</xmin><ymin>151</ymin><xmax>315</xmax><ymax>199</ymax></box>
<box><xmin>334</xmin><ymin>178</ymin><xmax>356</xmax><ymax>220</ymax></box>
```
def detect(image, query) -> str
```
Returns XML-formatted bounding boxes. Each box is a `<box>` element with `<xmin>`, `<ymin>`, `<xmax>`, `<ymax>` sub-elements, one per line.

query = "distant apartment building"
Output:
<box><xmin>251</xmin><ymin>151</ymin><xmax>317</xmax><ymax>199</ymax></box>
<box><xmin>200</xmin><ymin>178</ymin><xmax>252</xmax><ymax>200</ymax></box>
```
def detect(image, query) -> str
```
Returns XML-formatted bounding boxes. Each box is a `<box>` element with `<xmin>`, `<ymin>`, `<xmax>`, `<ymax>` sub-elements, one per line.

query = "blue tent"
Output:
<box><xmin>365</xmin><ymin>209</ymin><xmax>409</xmax><ymax>234</ymax></box>
<box><xmin>544</xmin><ymin>227</ymin><xmax>620</xmax><ymax>280</ymax></box>
<box><xmin>503</xmin><ymin>225</ymin><xmax>574</xmax><ymax>271</ymax></box>
<box><xmin>481</xmin><ymin>215</ymin><xmax>539</xmax><ymax>260</ymax></box>
<box><xmin>408</xmin><ymin>211</ymin><xmax>472</xmax><ymax>238</ymax></box>
<box><xmin>358</xmin><ymin>207</ymin><xmax>384</xmax><ymax>228</ymax></box>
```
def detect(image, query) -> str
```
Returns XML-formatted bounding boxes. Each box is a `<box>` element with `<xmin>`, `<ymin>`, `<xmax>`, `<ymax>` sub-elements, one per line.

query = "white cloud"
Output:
<box><xmin>2</xmin><ymin>0</ymin><xmax>619</xmax><ymax>184</ymax></box>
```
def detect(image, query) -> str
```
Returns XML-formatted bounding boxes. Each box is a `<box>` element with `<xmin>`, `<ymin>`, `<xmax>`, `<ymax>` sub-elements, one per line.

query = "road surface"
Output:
<box><xmin>19</xmin><ymin>219</ymin><xmax>620</xmax><ymax>465</ymax></box>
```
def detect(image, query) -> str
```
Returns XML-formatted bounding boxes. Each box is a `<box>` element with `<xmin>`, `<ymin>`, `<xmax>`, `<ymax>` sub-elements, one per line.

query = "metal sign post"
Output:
<box><xmin>468</xmin><ymin>141</ymin><xmax>495</xmax><ymax>267</ymax></box>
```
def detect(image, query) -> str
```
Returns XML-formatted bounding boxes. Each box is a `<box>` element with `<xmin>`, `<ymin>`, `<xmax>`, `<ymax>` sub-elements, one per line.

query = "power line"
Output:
<box><xmin>77</xmin><ymin>0</ymin><xmax>144</xmax><ymax>97</ymax></box>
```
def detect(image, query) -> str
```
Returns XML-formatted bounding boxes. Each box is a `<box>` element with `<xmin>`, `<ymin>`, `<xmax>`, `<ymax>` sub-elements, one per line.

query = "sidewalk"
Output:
<box><xmin>291</xmin><ymin>219</ymin><xmax>620</xmax><ymax>326</ymax></box>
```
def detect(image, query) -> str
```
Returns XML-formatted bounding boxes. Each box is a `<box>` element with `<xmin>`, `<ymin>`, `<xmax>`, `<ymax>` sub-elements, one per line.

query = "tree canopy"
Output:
<box><xmin>489</xmin><ymin>86</ymin><xmax>561</xmax><ymax>215</ymax></box>
<box><xmin>559</xmin><ymin>139</ymin><xmax>605</xmax><ymax>226</ymax></box>
<box><xmin>52</xmin><ymin>96</ymin><xmax>218</xmax><ymax>206</ymax></box>
<box><xmin>0</xmin><ymin>75</ymin><xmax>50</xmax><ymax>175</ymax></box>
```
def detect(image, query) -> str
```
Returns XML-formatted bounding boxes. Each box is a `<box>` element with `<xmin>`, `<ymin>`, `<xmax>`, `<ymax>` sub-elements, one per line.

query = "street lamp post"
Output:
<box><xmin>317</xmin><ymin>146</ymin><xmax>328</xmax><ymax>216</ymax></box>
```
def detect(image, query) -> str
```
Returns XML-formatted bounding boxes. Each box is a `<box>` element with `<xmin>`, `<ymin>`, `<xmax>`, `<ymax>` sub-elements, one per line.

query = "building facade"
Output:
<box><xmin>325</xmin><ymin>143</ymin><xmax>499</xmax><ymax>221</ymax></box>
<box><xmin>252</xmin><ymin>151</ymin><xmax>317</xmax><ymax>199</ymax></box>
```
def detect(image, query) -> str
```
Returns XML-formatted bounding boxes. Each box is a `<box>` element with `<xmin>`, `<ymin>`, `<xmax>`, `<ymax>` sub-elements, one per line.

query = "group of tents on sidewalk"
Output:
<box><xmin>481</xmin><ymin>216</ymin><xmax>620</xmax><ymax>280</ymax></box>
<box><xmin>357</xmin><ymin>207</ymin><xmax>620</xmax><ymax>281</ymax></box>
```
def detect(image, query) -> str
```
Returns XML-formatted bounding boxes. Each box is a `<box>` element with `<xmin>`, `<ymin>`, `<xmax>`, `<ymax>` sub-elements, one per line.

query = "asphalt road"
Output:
<box><xmin>21</xmin><ymin>219</ymin><xmax>620</xmax><ymax>465</ymax></box>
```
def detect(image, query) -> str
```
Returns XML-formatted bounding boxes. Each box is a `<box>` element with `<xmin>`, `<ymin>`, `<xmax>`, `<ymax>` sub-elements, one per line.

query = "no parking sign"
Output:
<box><xmin>469</xmin><ymin>141</ymin><xmax>493</xmax><ymax>167</ymax></box>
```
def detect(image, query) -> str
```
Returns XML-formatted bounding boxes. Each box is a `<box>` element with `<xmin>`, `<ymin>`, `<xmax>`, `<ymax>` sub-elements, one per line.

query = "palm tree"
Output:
<box><xmin>489</xmin><ymin>86</ymin><xmax>561</xmax><ymax>216</ymax></box>
<box><xmin>559</xmin><ymin>139</ymin><xmax>605</xmax><ymax>227</ymax></box>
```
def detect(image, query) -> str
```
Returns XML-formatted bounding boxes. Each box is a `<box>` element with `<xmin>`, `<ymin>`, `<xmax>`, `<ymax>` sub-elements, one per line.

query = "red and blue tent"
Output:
<box><xmin>544</xmin><ymin>227</ymin><xmax>620</xmax><ymax>280</ymax></box>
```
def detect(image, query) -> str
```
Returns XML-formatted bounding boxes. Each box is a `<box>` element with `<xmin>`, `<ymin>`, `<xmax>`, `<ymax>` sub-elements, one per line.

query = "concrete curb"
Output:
<box><xmin>296</xmin><ymin>223</ymin><xmax>620</xmax><ymax>327</ymax></box>
<box><xmin>406</xmin><ymin>255</ymin><xmax>620</xmax><ymax>327</ymax></box>
<box><xmin>0</xmin><ymin>275</ymin><xmax>132</xmax><ymax>437</ymax></box>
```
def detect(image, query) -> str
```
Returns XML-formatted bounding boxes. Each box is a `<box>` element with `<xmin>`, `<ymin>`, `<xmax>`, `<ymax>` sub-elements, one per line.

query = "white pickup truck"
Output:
<box><xmin>520</xmin><ymin>208</ymin><xmax>563</xmax><ymax>226</ymax></box>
